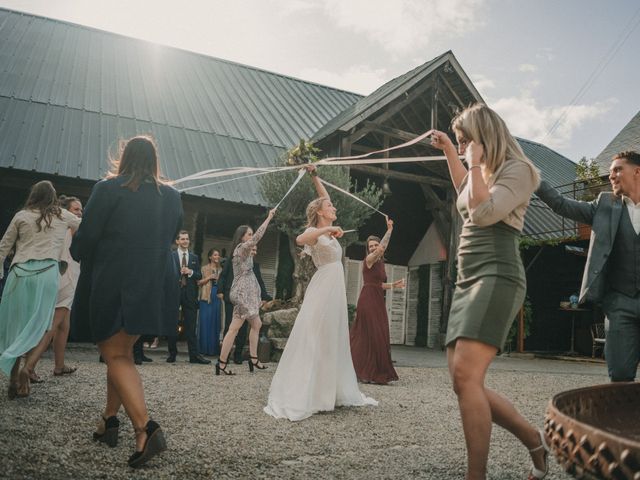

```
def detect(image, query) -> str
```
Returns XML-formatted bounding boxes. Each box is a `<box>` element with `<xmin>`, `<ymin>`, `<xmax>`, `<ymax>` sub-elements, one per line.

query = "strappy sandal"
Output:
<box><xmin>527</xmin><ymin>429</ymin><xmax>550</xmax><ymax>479</ymax></box>
<box><xmin>53</xmin><ymin>366</ymin><xmax>77</xmax><ymax>376</ymax></box>
<box><xmin>215</xmin><ymin>357</ymin><xmax>235</xmax><ymax>376</ymax></box>
<box><xmin>128</xmin><ymin>420</ymin><xmax>167</xmax><ymax>468</ymax></box>
<box><xmin>93</xmin><ymin>415</ymin><xmax>120</xmax><ymax>448</ymax></box>
<box><xmin>248</xmin><ymin>356</ymin><xmax>268</xmax><ymax>373</ymax></box>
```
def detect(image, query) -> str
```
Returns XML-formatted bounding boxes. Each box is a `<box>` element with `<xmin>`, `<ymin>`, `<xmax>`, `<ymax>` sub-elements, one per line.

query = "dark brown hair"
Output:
<box><xmin>58</xmin><ymin>195</ymin><xmax>81</xmax><ymax>210</ymax></box>
<box><xmin>108</xmin><ymin>135</ymin><xmax>167</xmax><ymax>191</ymax></box>
<box><xmin>613</xmin><ymin>150</ymin><xmax>640</xmax><ymax>167</ymax></box>
<box><xmin>207</xmin><ymin>248</ymin><xmax>220</xmax><ymax>264</ymax></box>
<box><xmin>176</xmin><ymin>230</ymin><xmax>190</xmax><ymax>240</ymax></box>
<box><xmin>23</xmin><ymin>180</ymin><xmax>62</xmax><ymax>232</ymax></box>
<box><xmin>230</xmin><ymin>225</ymin><xmax>251</xmax><ymax>257</ymax></box>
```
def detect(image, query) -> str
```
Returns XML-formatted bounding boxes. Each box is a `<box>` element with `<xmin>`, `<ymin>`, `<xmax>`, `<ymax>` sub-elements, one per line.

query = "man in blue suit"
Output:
<box><xmin>167</xmin><ymin>230</ymin><xmax>210</xmax><ymax>364</ymax></box>
<box><xmin>536</xmin><ymin>150</ymin><xmax>640</xmax><ymax>381</ymax></box>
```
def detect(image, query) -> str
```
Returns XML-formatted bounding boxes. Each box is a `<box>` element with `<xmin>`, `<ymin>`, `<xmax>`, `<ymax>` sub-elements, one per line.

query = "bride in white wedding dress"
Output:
<box><xmin>264</xmin><ymin>165</ymin><xmax>378</xmax><ymax>421</ymax></box>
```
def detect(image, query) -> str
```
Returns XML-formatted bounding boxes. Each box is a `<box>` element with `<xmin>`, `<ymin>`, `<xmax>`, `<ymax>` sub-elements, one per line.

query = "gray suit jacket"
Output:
<box><xmin>536</xmin><ymin>180</ymin><xmax>623</xmax><ymax>304</ymax></box>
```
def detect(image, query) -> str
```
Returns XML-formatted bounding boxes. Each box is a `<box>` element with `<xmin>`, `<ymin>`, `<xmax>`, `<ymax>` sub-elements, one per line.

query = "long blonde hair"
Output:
<box><xmin>452</xmin><ymin>104</ymin><xmax>540</xmax><ymax>186</ymax></box>
<box><xmin>306</xmin><ymin>196</ymin><xmax>329</xmax><ymax>227</ymax></box>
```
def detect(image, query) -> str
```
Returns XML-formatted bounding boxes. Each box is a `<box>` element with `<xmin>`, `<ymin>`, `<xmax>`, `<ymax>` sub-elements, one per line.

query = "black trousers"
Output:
<box><xmin>223</xmin><ymin>299</ymin><xmax>248</xmax><ymax>362</ymax></box>
<box><xmin>168</xmin><ymin>289</ymin><xmax>199</xmax><ymax>359</ymax></box>
<box><xmin>133</xmin><ymin>335</ymin><xmax>155</xmax><ymax>360</ymax></box>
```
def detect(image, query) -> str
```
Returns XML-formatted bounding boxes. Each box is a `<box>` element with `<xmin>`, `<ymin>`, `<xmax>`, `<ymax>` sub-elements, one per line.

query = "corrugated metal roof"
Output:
<box><xmin>594</xmin><ymin>110</ymin><xmax>640</xmax><ymax>171</ymax></box>
<box><xmin>0</xmin><ymin>7</ymin><xmax>361</xmax><ymax>205</ymax></box>
<box><xmin>517</xmin><ymin>137</ymin><xmax>578</xmax><ymax>240</ymax></box>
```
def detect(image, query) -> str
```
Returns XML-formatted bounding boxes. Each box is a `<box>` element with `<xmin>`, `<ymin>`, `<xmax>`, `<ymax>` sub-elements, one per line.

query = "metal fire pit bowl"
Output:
<box><xmin>545</xmin><ymin>382</ymin><xmax>640</xmax><ymax>479</ymax></box>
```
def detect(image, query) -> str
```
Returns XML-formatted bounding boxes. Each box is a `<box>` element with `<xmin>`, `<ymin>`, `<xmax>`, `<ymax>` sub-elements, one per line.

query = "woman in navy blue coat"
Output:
<box><xmin>72</xmin><ymin>135</ymin><xmax>182</xmax><ymax>468</ymax></box>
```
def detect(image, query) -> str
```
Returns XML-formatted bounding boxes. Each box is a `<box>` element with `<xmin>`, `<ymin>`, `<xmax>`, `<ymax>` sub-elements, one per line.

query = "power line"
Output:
<box><xmin>542</xmin><ymin>5</ymin><xmax>640</xmax><ymax>143</ymax></box>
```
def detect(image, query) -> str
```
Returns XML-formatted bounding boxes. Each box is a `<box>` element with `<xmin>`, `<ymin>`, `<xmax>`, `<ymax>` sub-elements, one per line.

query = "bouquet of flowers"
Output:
<box><xmin>286</xmin><ymin>140</ymin><xmax>321</xmax><ymax>166</ymax></box>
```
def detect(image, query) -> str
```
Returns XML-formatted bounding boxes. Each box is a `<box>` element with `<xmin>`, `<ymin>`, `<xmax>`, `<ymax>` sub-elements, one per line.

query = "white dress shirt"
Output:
<box><xmin>177</xmin><ymin>248</ymin><xmax>193</xmax><ymax>277</ymax></box>
<box><xmin>622</xmin><ymin>196</ymin><xmax>640</xmax><ymax>234</ymax></box>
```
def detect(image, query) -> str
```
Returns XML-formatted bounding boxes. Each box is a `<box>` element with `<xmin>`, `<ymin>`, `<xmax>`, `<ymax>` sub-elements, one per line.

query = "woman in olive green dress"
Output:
<box><xmin>430</xmin><ymin>104</ymin><xmax>549</xmax><ymax>480</ymax></box>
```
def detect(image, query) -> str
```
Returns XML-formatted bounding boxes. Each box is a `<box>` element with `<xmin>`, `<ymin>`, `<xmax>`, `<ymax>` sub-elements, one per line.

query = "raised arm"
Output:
<box><xmin>305</xmin><ymin>164</ymin><xmax>330</xmax><ymax>200</ymax></box>
<box><xmin>535</xmin><ymin>180</ymin><xmax>597</xmax><ymax>225</ymax></box>
<box><xmin>365</xmin><ymin>218</ymin><xmax>393</xmax><ymax>269</ymax></box>
<box><xmin>235</xmin><ymin>208</ymin><xmax>276</xmax><ymax>257</ymax></box>
<box><xmin>296</xmin><ymin>225</ymin><xmax>344</xmax><ymax>246</ymax></box>
<box><xmin>430</xmin><ymin>130</ymin><xmax>468</xmax><ymax>192</ymax></box>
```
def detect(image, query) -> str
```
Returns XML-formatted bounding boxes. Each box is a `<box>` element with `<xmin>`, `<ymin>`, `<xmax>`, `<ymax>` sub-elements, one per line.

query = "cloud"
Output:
<box><xmin>297</xmin><ymin>65</ymin><xmax>388</xmax><ymax>94</ymax></box>
<box><xmin>290</xmin><ymin>0</ymin><xmax>487</xmax><ymax>56</ymax></box>
<box><xmin>470</xmin><ymin>73</ymin><xmax>495</xmax><ymax>97</ymax></box>
<box><xmin>491</xmin><ymin>95</ymin><xmax>617</xmax><ymax>148</ymax></box>
<box><xmin>535</xmin><ymin>47</ymin><xmax>555</xmax><ymax>62</ymax></box>
<box><xmin>518</xmin><ymin>63</ymin><xmax>538</xmax><ymax>72</ymax></box>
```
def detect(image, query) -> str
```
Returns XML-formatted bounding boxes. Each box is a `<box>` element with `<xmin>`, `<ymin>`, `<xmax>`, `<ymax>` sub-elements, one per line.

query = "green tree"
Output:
<box><xmin>260</xmin><ymin>141</ymin><xmax>383</xmax><ymax>302</ymax></box>
<box><xmin>575</xmin><ymin>156</ymin><xmax>603</xmax><ymax>201</ymax></box>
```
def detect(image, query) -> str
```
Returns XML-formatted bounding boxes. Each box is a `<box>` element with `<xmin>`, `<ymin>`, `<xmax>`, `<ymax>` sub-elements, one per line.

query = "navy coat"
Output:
<box><xmin>71</xmin><ymin>176</ymin><xmax>183</xmax><ymax>342</ymax></box>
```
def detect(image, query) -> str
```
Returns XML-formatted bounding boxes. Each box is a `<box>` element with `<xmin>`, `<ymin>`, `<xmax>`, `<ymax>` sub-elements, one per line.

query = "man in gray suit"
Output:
<box><xmin>536</xmin><ymin>150</ymin><xmax>640</xmax><ymax>381</ymax></box>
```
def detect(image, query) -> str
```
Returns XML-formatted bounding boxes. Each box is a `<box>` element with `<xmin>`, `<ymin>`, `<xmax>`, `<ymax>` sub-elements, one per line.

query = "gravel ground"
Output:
<box><xmin>0</xmin><ymin>345</ymin><xmax>609</xmax><ymax>479</ymax></box>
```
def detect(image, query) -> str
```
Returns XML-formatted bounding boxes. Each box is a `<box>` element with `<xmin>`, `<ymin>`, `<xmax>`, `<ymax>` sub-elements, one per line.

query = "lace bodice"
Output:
<box><xmin>302</xmin><ymin>229</ymin><xmax>342</xmax><ymax>267</ymax></box>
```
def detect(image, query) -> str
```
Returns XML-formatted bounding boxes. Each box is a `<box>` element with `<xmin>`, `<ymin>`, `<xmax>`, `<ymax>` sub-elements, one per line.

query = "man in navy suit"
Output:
<box><xmin>167</xmin><ymin>231</ymin><xmax>210</xmax><ymax>364</ymax></box>
<box><xmin>536</xmin><ymin>150</ymin><xmax>640</xmax><ymax>381</ymax></box>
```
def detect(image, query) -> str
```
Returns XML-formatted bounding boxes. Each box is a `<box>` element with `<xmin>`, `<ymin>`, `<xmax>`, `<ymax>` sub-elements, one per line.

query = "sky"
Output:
<box><xmin>1</xmin><ymin>0</ymin><xmax>638</xmax><ymax>162</ymax></box>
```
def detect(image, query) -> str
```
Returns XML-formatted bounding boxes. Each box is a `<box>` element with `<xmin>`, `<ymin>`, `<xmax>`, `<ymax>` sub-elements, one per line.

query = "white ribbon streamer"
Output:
<box><xmin>173</xmin><ymin>128</ymin><xmax>443</xmax><ymax>187</ymax></box>
<box><xmin>176</xmin><ymin>155</ymin><xmax>448</xmax><ymax>192</ymax></box>
<box><xmin>275</xmin><ymin>168</ymin><xmax>306</xmax><ymax>208</ymax></box>
<box><xmin>319</xmin><ymin>178</ymin><xmax>386</xmax><ymax>218</ymax></box>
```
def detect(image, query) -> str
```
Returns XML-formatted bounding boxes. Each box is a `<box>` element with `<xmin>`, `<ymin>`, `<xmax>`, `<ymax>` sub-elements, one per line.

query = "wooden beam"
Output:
<box><xmin>370</xmin><ymin>78</ymin><xmax>434</xmax><ymax>125</ymax></box>
<box><xmin>345</xmin><ymin>123</ymin><xmax>375</xmax><ymax>145</ymax></box>
<box><xmin>351</xmin><ymin>144</ymin><xmax>378</xmax><ymax>154</ymax></box>
<box><xmin>362</xmin><ymin>121</ymin><xmax>432</xmax><ymax>148</ymax></box>
<box><xmin>438</xmin><ymin>73</ymin><xmax>466</xmax><ymax>109</ymax></box>
<box><xmin>420</xmin><ymin>184</ymin><xmax>451</xmax><ymax>245</ymax></box>
<box><xmin>351</xmin><ymin>165</ymin><xmax>449</xmax><ymax>187</ymax></box>
<box><xmin>430</xmin><ymin>79</ymin><xmax>439</xmax><ymax>130</ymax></box>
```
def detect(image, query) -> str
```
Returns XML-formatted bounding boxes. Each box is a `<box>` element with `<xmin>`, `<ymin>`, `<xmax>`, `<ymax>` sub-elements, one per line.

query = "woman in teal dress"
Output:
<box><xmin>430</xmin><ymin>104</ymin><xmax>549</xmax><ymax>480</ymax></box>
<box><xmin>0</xmin><ymin>180</ymin><xmax>80</xmax><ymax>398</ymax></box>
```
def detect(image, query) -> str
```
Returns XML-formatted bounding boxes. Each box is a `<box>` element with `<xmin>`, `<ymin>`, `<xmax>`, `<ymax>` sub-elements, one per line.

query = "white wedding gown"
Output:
<box><xmin>264</xmin><ymin>229</ymin><xmax>378</xmax><ymax>421</ymax></box>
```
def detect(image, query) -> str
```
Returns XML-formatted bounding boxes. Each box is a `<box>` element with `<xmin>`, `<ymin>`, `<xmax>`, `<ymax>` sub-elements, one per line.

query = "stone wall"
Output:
<box><xmin>262</xmin><ymin>307</ymin><xmax>299</xmax><ymax>361</ymax></box>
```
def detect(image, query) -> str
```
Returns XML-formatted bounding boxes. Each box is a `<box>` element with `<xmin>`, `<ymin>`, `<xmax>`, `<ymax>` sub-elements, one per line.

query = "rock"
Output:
<box><xmin>263</xmin><ymin>308</ymin><xmax>298</xmax><ymax>338</ymax></box>
<box><xmin>270</xmin><ymin>338</ymin><xmax>289</xmax><ymax>350</ymax></box>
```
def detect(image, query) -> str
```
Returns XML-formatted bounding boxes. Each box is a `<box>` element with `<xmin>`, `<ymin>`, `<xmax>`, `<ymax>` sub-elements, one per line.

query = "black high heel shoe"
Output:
<box><xmin>248</xmin><ymin>356</ymin><xmax>268</xmax><ymax>373</ymax></box>
<box><xmin>215</xmin><ymin>358</ymin><xmax>235</xmax><ymax>376</ymax></box>
<box><xmin>128</xmin><ymin>419</ymin><xmax>167</xmax><ymax>468</ymax></box>
<box><xmin>93</xmin><ymin>415</ymin><xmax>120</xmax><ymax>448</ymax></box>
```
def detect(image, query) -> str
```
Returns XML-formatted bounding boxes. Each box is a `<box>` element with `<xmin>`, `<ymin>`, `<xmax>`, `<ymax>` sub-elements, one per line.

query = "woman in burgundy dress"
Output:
<box><xmin>349</xmin><ymin>218</ymin><xmax>405</xmax><ymax>385</ymax></box>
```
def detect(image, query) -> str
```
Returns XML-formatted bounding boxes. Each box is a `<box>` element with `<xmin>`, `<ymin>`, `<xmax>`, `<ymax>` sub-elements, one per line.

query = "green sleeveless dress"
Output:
<box><xmin>445</xmin><ymin>177</ymin><xmax>526</xmax><ymax>351</ymax></box>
